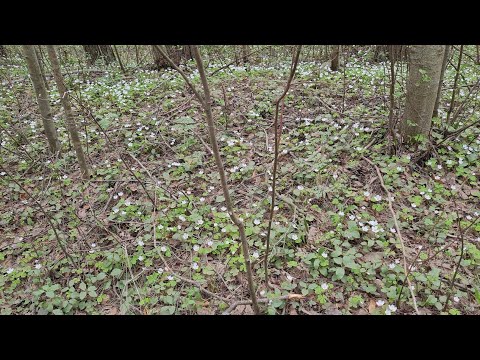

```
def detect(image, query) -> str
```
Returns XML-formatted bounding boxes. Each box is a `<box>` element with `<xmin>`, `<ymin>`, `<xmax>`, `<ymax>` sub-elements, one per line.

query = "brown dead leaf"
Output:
<box><xmin>368</xmin><ymin>299</ymin><xmax>376</xmax><ymax>314</ymax></box>
<box><xmin>128</xmin><ymin>183</ymin><xmax>138</xmax><ymax>192</ymax></box>
<box><xmin>232</xmin><ymin>305</ymin><xmax>254</xmax><ymax>315</ymax></box>
<box><xmin>105</xmin><ymin>307</ymin><xmax>118</xmax><ymax>315</ymax></box>
<box><xmin>197</xmin><ymin>307</ymin><xmax>215</xmax><ymax>315</ymax></box>
<box><xmin>355</xmin><ymin>309</ymin><xmax>369</xmax><ymax>315</ymax></box>
<box><xmin>307</xmin><ymin>226</ymin><xmax>319</xmax><ymax>244</ymax></box>
<box><xmin>287</xmin><ymin>294</ymin><xmax>305</xmax><ymax>300</ymax></box>
<box><xmin>78</xmin><ymin>204</ymin><xmax>90</xmax><ymax>219</ymax></box>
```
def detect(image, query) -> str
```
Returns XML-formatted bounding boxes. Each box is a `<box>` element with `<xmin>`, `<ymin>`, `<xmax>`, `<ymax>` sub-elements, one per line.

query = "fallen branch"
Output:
<box><xmin>222</xmin><ymin>294</ymin><xmax>305</xmax><ymax>315</ymax></box>
<box><xmin>362</xmin><ymin>156</ymin><xmax>420</xmax><ymax>315</ymax></box>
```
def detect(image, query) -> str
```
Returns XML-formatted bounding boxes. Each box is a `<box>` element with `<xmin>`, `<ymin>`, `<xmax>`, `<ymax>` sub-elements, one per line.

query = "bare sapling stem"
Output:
<box><xmin>264</xmin><ymin>45</ymin><xmax>302</xmax><ymax>288</ymax></box>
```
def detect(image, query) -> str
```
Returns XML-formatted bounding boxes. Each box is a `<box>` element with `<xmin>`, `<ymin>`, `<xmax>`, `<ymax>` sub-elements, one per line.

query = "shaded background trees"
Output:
<box><xmin>83</xmin><ymin>45</ymin><xmax>115</xmax><ymax>65</ymax></box>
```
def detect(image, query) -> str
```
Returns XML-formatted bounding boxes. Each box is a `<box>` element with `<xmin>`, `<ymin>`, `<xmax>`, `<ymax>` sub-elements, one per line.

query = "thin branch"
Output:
<box><xmin>264</xmin><ymin>45</ymin><xmax>302</xmax><ymax>287</ymax></box>
<box><xmin>0</xmin><ymin>164</ymin><xmax>76</xmax><ymax>266</ymax></box>
<box><xmin>443</xmin><ymin>210</ymin><xmax>480</xmax><ymax>312</ymax></box>
<box><xmin>446</xmin><ymin>45</ymin><xmax>463</xmax><ymax>124</ymax></box>
<box><xmin>153</xmin><ymin>45</ymin><xmax>205</xmax><ymax>106</ymax></box>
<box><xmin>222</xmin><ymin>294</ymin><xmax>305</xmax><ymax>315</ymax></box>
<box><xmin>362</xmin><ymin>156</ymin><xmax>420</xmax><ymax>314</ymax></box>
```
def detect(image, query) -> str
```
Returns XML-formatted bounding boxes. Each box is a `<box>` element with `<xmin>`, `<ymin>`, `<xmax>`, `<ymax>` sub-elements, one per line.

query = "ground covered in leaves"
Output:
<box><xmin>1</xmin><ymin>48</ymin><xmax>479</xmax><ymax>315</ymax></box>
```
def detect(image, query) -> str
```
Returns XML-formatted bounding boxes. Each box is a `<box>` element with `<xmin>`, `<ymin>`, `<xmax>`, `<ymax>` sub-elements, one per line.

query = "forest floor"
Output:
<box><xmin>1</xmin><ymin>50</ymin><xmax>479</xmax><ymax>315</ymax></box>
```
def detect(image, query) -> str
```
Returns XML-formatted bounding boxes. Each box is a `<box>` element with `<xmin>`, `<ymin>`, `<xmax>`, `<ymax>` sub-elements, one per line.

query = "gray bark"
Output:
<box><xmin>46</xmin><ymin>45</ymin><xmax>89</xmax><ymax>178</ymax></box>
<box><xmin>432</xmin><ymin>45</ymin><xmax>450</xmax><ymax>118</ymax></box>
<box><xmin>330</xmin><ymin>45</ymin><xmax>340</xmax><ymax>71</ymax></box>
<box><xmin>35</xmin><ymin>46</ymin><xmax>49</xmax><ymax>90</ymax></box>
<box><xmin>400</xmin><ymin>45</ymin><xmax>444</xmax><ymax>143</ymax></box>
<box><xmin>22</xmin><ymin>45</ymin><xmax>60</xmax><ymax>154</ymax></box>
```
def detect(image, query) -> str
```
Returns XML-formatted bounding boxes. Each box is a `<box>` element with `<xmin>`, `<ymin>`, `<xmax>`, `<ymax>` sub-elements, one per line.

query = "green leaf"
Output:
<box><xmin>111</xmin><ymin>268</ymin><xmax>122</xmax><ymax>277</ymax></box>
<box><xmin>160</xmin><ymin>306</ymin><xmax>176</xmax><ymax>315</ymax></box>
<box><xmin>52</xmin><ymin>309</ymin><xmax>63</xmax><ymax>315</ymax></box>
<box><xmin>96</xmin><ymin>272</ymin><xmax>106</xmax><ymax>281</ymax></box>
<box><xmin>335</xmin><ymin>267</ymin><xmax>345</xmax><ymax>279</ymax></box>
<box><xmin>174</xmin><ymin>116</ymin><xmax>195</xmax><ymax>124</ymax></box>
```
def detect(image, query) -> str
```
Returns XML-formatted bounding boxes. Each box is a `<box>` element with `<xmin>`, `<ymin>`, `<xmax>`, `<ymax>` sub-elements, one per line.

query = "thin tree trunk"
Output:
<box><xmin>46</xmin><ymin>45</ymin><xmax>89</xmax><ymax>178</ymax></box>
<box><xmin>400</xmin><ymin>45</ymin><xmax>444</xmax><ymax>143</ymax></box>
<box><xmin>190</xmin><ymin>46</ymin><xmax>260</xmax><ymax>314</ymax></box>
<box><xmin>388</xmin><ymin>45</ymin><xmax>397</xmax><ymax>150</ymax></box>
<box><xmin>242</xmin><ymin>45</ymin><xmax>249</xmax><ymax>64</ymax></box>
<box><xmin>446</xmin><ymin>45</ymin><xmax>463</xmax><ymax>124</ymax></box>
<box><xmin>433</xmin><ymin>45</ymin><xmax>450</xmax><ymax>118</ymax></box>
<box><xmin>22</xmin><ymin>45</ymin><xmax>60</xmax><ymax>154</ymax></box>
<box><xmin>113</xmin><ymin>45</ymin><xmax>126</xmax><ymax>74</ymax></box>
<box><xmin>234</xmin><ymin>46</ymin><xmax>240</xmax><ymax>65</ymax></box>
<box><xmin>135</xmin><ymin>45</ymin><xmax>140</xmax><ymax>66</ymax></box>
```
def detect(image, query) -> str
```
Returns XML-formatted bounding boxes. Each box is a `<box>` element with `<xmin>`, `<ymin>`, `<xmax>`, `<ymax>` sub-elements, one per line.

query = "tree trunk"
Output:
<box><xmin>234</xmin><ymin>46</ymin><xmax>240</xmax><ymax>65</ymax></box>
<box><xmin>330</xmin><ymin>45</ymin><xmax>340</xmax><ymax>71</ymax></box>
<box><xmin>0</xmin><ymin>45</ymin><xmax>7</xmax><ymax>58</ymax></box>
<box><xmin>432</xmin><ymin>45</ymin><xmax>450</xmax><ymax>118</ymax></box>
<box><xmin>113</xmin><ymin>45</ymin><xmax>126</xmax><ymax>74</ymax></box>
<box><xmin>135</xmin><ymin>45</ymin><xmax>140</xmax><ymax>66</ymax></box>
<box><xmin>46</xmin><ymin>45</ymin><xmax>89</xmax><ymax>178</ymax></box>
<box><xmin>22</xmin><ymin>45</ymin><xmax>60</xmax><ymax>154</ymax></box>
<box><xmin>35</xmin><ymin>46</ymin><xmax>49</xmax><ymax>90</ymax></box>
<box><xmin>183</xmin><ymin>45</ymin><xmax>193</xmax><ymax>61</ymax></box>
<box><xmin>152</xmin><ymin>45</ymin><xmax>188</xmax><ymax>69</ymax></box>
<box><xmin>373</xmin><ymin>45</ymin><xmax>381</xmax><ymax>62</ymax></box>
<box><xmin>400</xmin><ymin>45</ymin><xmax>444</xmax><ymax>143</ymax></box>
<box><xmin>83</xmin><ymin>45</ymin><xmax>115</xmax><ymax>65</ymax></box>
<box><xmin>241</xmin><ymin>45</ymin><xmax>249</xmax><ymax>64</ymax></box>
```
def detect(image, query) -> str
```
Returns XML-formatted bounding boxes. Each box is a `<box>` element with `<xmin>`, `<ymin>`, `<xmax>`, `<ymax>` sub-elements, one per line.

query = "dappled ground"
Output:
<box><xmin>1</xmin><ymin>49</ymin><xmax>479</xmax><ymax>315</ymax></box>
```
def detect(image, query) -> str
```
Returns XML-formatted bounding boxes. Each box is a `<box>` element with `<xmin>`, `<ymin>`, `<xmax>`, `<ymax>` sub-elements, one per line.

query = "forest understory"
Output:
<box><xmin>1</xmin><ymin>45</ymin><xmax>479</xmax><ymax>315</ymax></box>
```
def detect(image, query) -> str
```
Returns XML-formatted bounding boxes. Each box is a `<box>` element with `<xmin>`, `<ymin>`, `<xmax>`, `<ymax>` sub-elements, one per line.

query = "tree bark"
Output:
<box><xmin>152</xmin><ymin>45</ymin><xmax>189</xmax><ymax>69</ymax></box>
<box><xmin>400</xmin><ymin>45</ymin><xmax>444</xmax><ymax>143</ymax></box>
<box><xmin>432</xmin><ymin>45</ymin><xmax>450</xmax><ymax>118</ymax></box>
<box><xmin>241</xmin><ymin>45</ymin><xmax>249</xmax><ymax>64</ymax></box>
<box><xmin>446</xmin><ymin>45</ymin><xmax>463</xmax><ymax>125</ymax></box>
<box><xmin>46</xmin><ymin>45</ymin><xmax>89</xmax><ymax>178</ymax></box>
<box><xmin>83</xmin><ymin>45</ymin><xmax>115</xmax><ymax>65</ymax></box>
<box><xmin>22</xmin><ymin>45</ymin><xmax>60</xmax><ymax>154</ymax></box>
<box><xmin>330</xmin><ymin>45</ymin><xmax>340</xmax><ymax>71</ymax></box>
<box><xmin>113</xmin><ymin>45</ymin><xmax>126</xmax><ymax>74</ymax></box>
<box><xmin>35</xmin><ymin>46</ymin><xmax>49</xmax><ymax>90</ymax></box>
